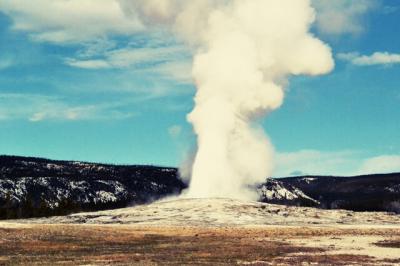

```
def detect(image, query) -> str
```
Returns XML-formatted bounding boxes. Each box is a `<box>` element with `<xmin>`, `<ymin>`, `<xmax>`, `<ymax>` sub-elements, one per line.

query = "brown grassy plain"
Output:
<box><xmin>0</xmin><ymin>223</ymin><xmax>399</xmax><ymax>265</ymax></box>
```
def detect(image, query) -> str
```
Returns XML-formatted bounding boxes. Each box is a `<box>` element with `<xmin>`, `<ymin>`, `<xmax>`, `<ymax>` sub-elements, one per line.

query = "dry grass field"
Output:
<box><xmin>0</xmin><ymin>223</ymin><xmax>399</xmax><ymax>265</ymax></box>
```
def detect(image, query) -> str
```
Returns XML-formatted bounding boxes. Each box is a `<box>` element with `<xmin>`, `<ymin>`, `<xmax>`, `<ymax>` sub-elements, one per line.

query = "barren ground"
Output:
<box><xmin>0</xmin><ymin>223</ymin><xmax>399</xmax><ymax>265</ymax></box>
<box><xmin>1</xmin><ymin>198</ymin><xmax>399</xmax><ymax>265</ymax></box>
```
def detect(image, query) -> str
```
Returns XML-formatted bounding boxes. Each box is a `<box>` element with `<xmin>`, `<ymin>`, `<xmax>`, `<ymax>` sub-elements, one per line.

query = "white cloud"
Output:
<box><xmin>65</xmin><ymin>44</ymin><xmax>193</xmax><ymax>84</ymax></box>
<box><xmin>3</xmin><ymin>0</ymin><xmax>377</xmax><ymax>39</ymax></box>
<box><xmin>28</xmin><ymin>105</ymin><xmax>101</xmax><ymax>122</ymax></box>
<box><xmin>168</xmin><ymin>125</ymin><xmax>182</xmax><ymax>138</ymax></box>
<box><xmin>107</xmin><ymin>45</ymin><xmax>188</xmax><ymax>68</ymax></box>
<box><xmin>312</xmin><ymin>0</ymin><xmax>376</xmax><ymax>35</ymax></box>
<box><xmin>0</xmin><ymin>93</ymin><xmax>134</xmax><ymax>122</ymax></box>
<box><xmin>78</xmin><ymin>39</ymin><xmax>118</xmax><ymax>58</ymax></box>
<box><xmin>382</xmin><ymin>5</ymin><xmax>399</xmax><ymax>14</ymax></box>
<box><xmin>66</xmin><ymin>45</ymin><xmax>189</xmax><ymax>68</ymax></box>
<box><xmin>0</xmin><ymin>0</ymin><xmax>194</xmax><ymax>85</ymax></box>
<box><xmin>65</xmin><ymin>59</ymin><xmax>111</xmax><ymax>69</ymax></box>
<box><xmin>274</xmin><ymin>149</ymin><xmax>400</xmax><ymax>177</ymax></box>
<box><xmin>0</xmin><ymin>57</ymin><xmax>14</xmax><ymax>70</ymax></box>
<box><xmin>274</xmin><ymin>149</ymin><xmax>360</xmax><ymax>177</ymax></box>
<box><xmin>357</xmin><ymin>155</ymin><xmax>400</xmax><ymax>175</ymax></box>
<box><xmin>0</xmin><ymin>0</ymin><xmax>143</xmax><ymax>43</ymax></box>
<box><xmin>150</xmin><ymin>60</ymin><xmax>193</xmax><ymax>84</ymax></box>
<box><xmin>338</xmin><ymin>52</ymin><xmax>400</xmax><ymax>66</ymax></box>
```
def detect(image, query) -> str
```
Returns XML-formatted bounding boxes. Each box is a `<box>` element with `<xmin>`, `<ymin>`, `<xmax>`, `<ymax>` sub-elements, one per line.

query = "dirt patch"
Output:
<box><xmin>374</xmin><ymin>239</ymin><xmax>400</xmax><ymax>248</ymax></box>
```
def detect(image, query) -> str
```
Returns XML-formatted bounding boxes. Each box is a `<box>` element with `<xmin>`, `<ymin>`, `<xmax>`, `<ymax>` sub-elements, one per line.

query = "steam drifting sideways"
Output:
<box><xmin>120</xmin><ymin>0</ymin><xmax>334</xmax><ymax>200</ymax></box>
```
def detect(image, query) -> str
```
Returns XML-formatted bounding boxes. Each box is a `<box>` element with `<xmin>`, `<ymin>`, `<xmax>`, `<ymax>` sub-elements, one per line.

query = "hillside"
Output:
<box><xmin>1</xmin><ymin>155</ymin><xmax>399</xmax><ymax>219</ymax></box>
<box><xmin>0</xmin><ymin>155</ymin><xmax>186</xmax><ymax>219</ymax></box>
<box><xmin>280</xmin><ymin>173</ymin><xmax>400</xmax><ymax>213</ymax></box>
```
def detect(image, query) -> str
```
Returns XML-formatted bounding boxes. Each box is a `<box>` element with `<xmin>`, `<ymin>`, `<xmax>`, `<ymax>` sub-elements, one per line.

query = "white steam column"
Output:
<box><xmin>121</xmin><ymin>0</ymin><xmax>334</xmax><ymax>200</ymax></box>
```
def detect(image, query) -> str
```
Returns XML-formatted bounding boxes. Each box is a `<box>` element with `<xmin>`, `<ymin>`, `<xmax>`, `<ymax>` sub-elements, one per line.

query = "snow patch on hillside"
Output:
<box><xmin>257</xmin><ymin>179</ymin><xmax>319</xmax><ymax>204</ymax></box>
<box><xmin>0</xmin><ymin>177</ymin><xmax>129</xmax><ymax>208</ymax></box>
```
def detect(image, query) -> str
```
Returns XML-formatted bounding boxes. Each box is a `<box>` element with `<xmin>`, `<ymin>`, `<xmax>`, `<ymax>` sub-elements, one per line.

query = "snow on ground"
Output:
<box><xmin>17</xmin><ymin>198</ymin><xmax>400</xmax><ymax>227</ymax></box>
<box><xmin>258</xmin><ymin>180</ymin><xmax>318</xmax><ymax>203</ymax></box>
<box><xmin>302</xmin><ymin>177</ymin><xmax>317</xmax><ymax>184</ymax></box>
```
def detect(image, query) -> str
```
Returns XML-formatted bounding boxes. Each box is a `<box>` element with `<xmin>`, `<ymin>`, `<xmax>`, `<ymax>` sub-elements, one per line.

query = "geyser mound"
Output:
<box><xmin>22</xmin><ymin>197</ymin><xmax>400</xmax><ymax>227</ymax></box>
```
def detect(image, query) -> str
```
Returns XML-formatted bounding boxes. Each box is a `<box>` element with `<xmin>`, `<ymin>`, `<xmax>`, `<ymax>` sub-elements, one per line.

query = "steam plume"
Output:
<box><xmin>120</xmin><ymin>0</ymin><xmax>334</xmax><ymax>199</ymax></box>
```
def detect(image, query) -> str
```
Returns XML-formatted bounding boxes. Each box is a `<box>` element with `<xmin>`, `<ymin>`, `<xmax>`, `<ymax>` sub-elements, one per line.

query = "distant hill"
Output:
<box><xmin>279</xmin><ymin>173</ymin><xmax>400</xmax><ymax>213</ymax></box>
<box><xmin>0</xmin><ymin>155</ymin><xmax>399</xmax><ymax>219</ymax></box>
<box><xmin>0</xmin><ymin>155</ymin><xmax>186</xmax><ymax>219</ymax></box>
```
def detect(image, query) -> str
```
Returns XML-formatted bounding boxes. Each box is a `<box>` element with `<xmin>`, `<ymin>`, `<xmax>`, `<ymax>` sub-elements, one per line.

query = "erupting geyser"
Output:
<box><xmin>121</xmin><ymin>0</ymin><xmax>334</xmax><ymax>200</ymax></box>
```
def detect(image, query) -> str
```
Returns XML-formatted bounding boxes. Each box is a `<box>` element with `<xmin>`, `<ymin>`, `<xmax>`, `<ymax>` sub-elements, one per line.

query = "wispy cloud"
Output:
<box><xmin>338</xmin><ymin>51</ymin><xmax>400</xmax><ymax>66</ymax></box>
<box><xmin>168</xmin><ymin>124</ymin><xmax>182</xmax><ymax>139</ymax></box>
<box><xmin>356</xmin><ymin>155</ymin><xmax>400</xmax><ymax>175</ymax></box>
<box><xmin>274</xmin><ymin>149</ymin><xmax>400</xmax><ymax>177</ymax></box>
<box><xmin>382</xmin><ymin>5</ymin><xmax>399</xmax><ymax>15</ymax></box>
<box><xmin>0</xmin><ymin>1</ymin><xmax>194</xmax><ymax>86</ymax></box>
<box><xmin>0</xmin><ymin>93</ymin><xmax>135</xmax><ymax>122</ymax></box>
<box><xmin>28</xmin><ymin>105</ymin><xmax>134</xmax><ymax>122</ymax></box>
<box><xmin>66</xmin><ymin>44</ymin><xmax>190</xmax><ymax>67</ymax></box>
<box><xmin>0</xmin><ymin>56</ymin><xmax>14</xmax><ymax>70</ymax></box>
<box><xmin>2</xmin><ymin>0</ymin><xmax>378</xmax><ymax>41</ymax></box>
<box><xmin>0</xmin><ymin>0</ymin><xmax>143</xmax><ymax>43</ymax></box>
<box><xmin>65</xmin><ymin>43</ymin><xmax>193</xmax><ymax>84</ymax></box>
<box><xmin>274</xmin><ymin>149</ymin><xmax>360</xmax><ymax>177</ymax></box>
<box><xmin>150</xmin><ymin>60</ymin><xmax>193</xmax><ymax>84</ymax></box>
<box><xmin>312</xmin><ymin>0</ymin><xmax>376</xmax><ymax>35</ymax></box>
<box><xmin>65</xmin><ymin>59</ymin><xmax>111</xmax><ymax>69</ymax></box>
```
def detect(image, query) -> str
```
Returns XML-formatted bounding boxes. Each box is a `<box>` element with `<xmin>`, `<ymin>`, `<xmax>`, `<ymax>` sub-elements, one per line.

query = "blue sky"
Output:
<box><xmin>0</xmin><ymin>0</ymin><xmax>399</xmax><ymax>176</ymax></box>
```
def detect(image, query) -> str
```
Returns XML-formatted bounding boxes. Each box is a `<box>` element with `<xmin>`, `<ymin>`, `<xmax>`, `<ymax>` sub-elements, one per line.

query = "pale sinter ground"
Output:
<box><xmin>1</xmin><ymin>198</ymin><xmax>399</xmax><ymax>265</ymax></box>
